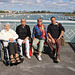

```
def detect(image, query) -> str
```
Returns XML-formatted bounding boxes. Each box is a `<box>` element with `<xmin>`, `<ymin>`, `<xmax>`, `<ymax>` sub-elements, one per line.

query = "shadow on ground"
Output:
<box><xmin>33</xmin><ymin>45</ymin><xmax>58</xmax><ymax>63</ymax></box>
<box><xmin>69</xmin><ymin>43</ymin><xmax>75</xmax><ymax>52</ymax></box>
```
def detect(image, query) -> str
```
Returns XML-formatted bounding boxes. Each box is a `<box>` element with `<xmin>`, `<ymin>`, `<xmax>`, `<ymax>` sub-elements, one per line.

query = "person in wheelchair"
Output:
<box><xmin>0</xmin><ymin>23</ymin><xmax>21</xmax><ymax>65</ymax></box>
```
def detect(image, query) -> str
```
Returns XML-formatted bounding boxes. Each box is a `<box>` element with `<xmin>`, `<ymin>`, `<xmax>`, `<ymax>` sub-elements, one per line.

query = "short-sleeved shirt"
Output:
<box><xmin>47</xmin><ymin>23</ymin><xmax>65</xmax><ymax>39</ymax></box>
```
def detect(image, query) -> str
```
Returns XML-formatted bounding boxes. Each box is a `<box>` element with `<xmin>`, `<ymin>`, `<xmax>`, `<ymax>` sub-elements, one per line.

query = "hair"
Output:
<box><xmin>21</xmin><ymin>18</ymin><xmax>26</xmax><ymax>22</ymax></box>
<box><xmin>50</xmin><ymin>16</ymin><xmax>56</xmax><ymax>20</ymax></box>
<box><xmin>4</xmin><ymin>23</ymin><xmax>10</xmax><ymax>26</ymax></box>
<box><xmin>37</xmin><ymin>18</ymin><xmax>42</xmax><ymax>22</ymax></box>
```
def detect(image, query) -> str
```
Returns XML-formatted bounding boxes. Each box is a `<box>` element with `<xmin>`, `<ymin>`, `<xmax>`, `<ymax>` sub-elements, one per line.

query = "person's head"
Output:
<box><xmin>37</xmin><ymin>18</ymin><xmax>42</xmax><ymax>25</ymax></box>
<box><xmin>51</xmin><ymin>16</ymin><xmax>56</xmax><ymax>25</ymax></box>
<box><xmin>4</xmin><ymin>23</ymin><xmax>10</xmax><ymax>31</ymax></box>
<box><xmin>21</xmin><ymin>18</ymin><xmax>26</xmax><ymax>26</ymax></box>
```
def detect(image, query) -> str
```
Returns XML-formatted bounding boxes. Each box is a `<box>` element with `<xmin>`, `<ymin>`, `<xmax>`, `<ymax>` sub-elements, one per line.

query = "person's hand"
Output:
<box><xmin>48</xmin><ymin>38</ymin><xmax>51</xmax><ymax>42</ymax></box>
<box><xmin>22</xmin><ymin>40</ymin><xmax>25</xmax><ymax>44</ymax></box>
<box><xmin>47</xmin><ymin>37</ymin><xmax>51</xmax><ymax>42</ymax></box>
<box><xmin>33</xmin><ymin>38</ymin><xmax>36</xmax><ymax>42</ymax></box>
<box><xmin>52</xmin><ymin>38</ymin><xmax>55</xmax><ymax>44</ymax></box>
<box><xmin>9</xmin><ymin>38</ymin><xmax>14</xmax><ymax>42</ymax></box>
<box><xmin>56</xmin><ymin>37</ymin><xmax>61</xmax><ymax>42</ymax></box>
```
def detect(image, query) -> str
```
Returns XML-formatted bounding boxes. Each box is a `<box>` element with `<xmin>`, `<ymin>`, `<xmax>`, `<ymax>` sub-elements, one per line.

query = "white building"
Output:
<box><xmin>4</xmin><ymin>9</ymin><xmax>12</xmax><ymax>13</ymax></box>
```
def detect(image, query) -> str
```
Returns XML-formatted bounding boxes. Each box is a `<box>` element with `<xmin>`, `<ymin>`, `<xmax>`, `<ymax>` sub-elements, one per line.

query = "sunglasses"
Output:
<box><xmin>21</xmin><ymin>21</ymin><xmax>26</xmax><ymax>22</ymax></box>
<box><xmin>38</xmin><ymin>21</ymin><xmax>42</xmax><ymax>22</ymax></box>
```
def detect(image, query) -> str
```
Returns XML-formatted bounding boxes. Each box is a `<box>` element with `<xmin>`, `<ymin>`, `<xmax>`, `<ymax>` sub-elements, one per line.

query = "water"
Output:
<box><xmin>0</xmin><ymin>14</ymin><xmax>75</xmax><ymax>26</ymax></box>
<box><xmin>0</xmin><ymin>14</ymin><xmax>75</xmax><ymax>43</ymax></box>
<box><xmin>0</xmin><ymin>13</ymin><xmax>73</xmax><ymax>20</ymax></box>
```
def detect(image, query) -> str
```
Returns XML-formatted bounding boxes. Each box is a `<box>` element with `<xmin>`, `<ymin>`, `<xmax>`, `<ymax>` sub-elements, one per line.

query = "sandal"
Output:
<box><xmin>15</xmin><ymin>57</ymin><xmax>21</xmax><ymax>64</ymax></box>
<box><xmin>10</xmin><ymin>58</ymin><xmax>15</xmax><ymax>66</ymax></box>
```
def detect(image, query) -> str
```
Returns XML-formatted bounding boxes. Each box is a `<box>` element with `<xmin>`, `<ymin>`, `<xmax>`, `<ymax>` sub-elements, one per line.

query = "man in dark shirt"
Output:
<box><xmin>16</xmin><ymin>18</ymin><xmax>31</xmax><ymax>59</ymax></box>
<box><xmin>47</xmin><ymin>16</ymin><xmax>65</xmax><ymax>63</ymax></box>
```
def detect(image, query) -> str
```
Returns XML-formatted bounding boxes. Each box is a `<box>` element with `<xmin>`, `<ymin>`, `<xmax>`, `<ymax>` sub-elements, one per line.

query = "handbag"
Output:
<box><xmin>61</xmin><ymin>36</ymin><xmax>65</xmax><ymax>46</ymax></box>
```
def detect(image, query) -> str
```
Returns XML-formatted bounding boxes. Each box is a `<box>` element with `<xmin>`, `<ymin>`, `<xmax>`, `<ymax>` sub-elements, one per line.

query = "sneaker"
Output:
<box><xmin>37</xmin><ymin>55</ymin><xmax>42</xmax><ymax>61</ymax></box>
<box><xmin>27</xmin><ymin>55</ymin><xmax>31</xmax><ymax>59</ymax></box>
<box><xmin>57</xmin><ymin>57</ymin><xmax>60</xmax><ymax>62</ymax></box>
<box><xmin>20</xmin><ymin>55</ymin><xmax>24</xmax><ymax>58</ymax></box>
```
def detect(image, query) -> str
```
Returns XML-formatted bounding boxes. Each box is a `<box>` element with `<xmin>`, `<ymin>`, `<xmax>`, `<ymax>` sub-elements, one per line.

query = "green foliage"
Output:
<box><xmin>0</xmin><ymin>11</ymin><xmax>9</xmax><ymax>13</ymax></box>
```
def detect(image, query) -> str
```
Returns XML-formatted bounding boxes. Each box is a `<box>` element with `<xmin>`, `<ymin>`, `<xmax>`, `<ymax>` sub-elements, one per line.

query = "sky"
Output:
<box><xmin>0</xmin><ymin>0</ymin><xmax>75</xmax><ymax>12</ymax></box>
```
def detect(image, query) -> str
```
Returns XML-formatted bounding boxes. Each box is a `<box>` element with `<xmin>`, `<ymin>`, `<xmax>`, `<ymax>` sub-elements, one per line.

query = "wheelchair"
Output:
<box><xmin>0</xmin><ymin>40</ymin><xmax>2</xmax><ymax>61</ymax></box>
<box><xmin>0</xmin><ymin>40</ymin><xmax>23</xmax><ymax>66</ymax></box>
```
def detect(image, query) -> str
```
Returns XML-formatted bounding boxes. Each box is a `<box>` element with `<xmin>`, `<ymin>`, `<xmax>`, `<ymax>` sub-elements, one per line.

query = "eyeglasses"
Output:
<box><xmin>38</xmin><ymin>21</ymin><xmax>42</xmax><ymax>22</ymax></box>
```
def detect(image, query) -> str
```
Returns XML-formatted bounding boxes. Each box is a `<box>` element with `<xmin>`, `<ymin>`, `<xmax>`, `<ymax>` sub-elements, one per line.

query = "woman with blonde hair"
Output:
<box><xmin>32</xmin><ymin>18</ymin><xmax>49</xmax><ymax>61</ymax></box>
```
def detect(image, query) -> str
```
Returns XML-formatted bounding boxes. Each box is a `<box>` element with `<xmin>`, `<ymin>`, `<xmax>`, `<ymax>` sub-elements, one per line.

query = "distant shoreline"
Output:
<box><xmin>0</xmin><ymin>13</ymin><xmax>75</xmax><ymax>16</ymax></box>
<box><xmin>63</xmin><ymin>14</ymin><xmax>75</xmax><ymax>16</ymax></box>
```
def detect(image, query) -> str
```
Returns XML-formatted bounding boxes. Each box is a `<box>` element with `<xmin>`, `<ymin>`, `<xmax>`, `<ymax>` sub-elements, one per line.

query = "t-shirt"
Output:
<box><xmin>16</xmin><ymin>25</ymin><xmax>31</xmax><ymax>40</ymax></box>
<box><xmin>47</xmin><ymin>23</ymin><xmax>65</xmax><ymax>39</ymax></box>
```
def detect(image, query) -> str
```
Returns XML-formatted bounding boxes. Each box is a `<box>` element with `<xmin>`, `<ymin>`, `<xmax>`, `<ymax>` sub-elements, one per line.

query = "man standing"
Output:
<box><xmin>16</xmin><ymin>18</ymin><xmax>31</xmax><ymax>59</ymax></box>
<box><xmin>47</xmin><ymin>16</ymin><xmax>65</xmax><ymax>63</ymax></box>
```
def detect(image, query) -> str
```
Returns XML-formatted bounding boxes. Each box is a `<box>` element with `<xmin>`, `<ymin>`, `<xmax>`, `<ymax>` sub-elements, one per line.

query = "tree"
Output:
<box><xmin>0</xmin><ymin>11</ymin><xmax>9</xmax><ymax>13</ymax></box>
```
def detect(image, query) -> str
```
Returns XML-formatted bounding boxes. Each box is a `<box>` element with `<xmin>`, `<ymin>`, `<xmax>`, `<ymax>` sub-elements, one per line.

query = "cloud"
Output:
<box><xmin>36</xmin><ymin>0</ymin><xmax>41</xmax><ymax>3</ymax></box>
<box><xmin>70</xmin><ymin>0</ymin><xmax>75</xmax><ymax>1</ymax></box>
<box><xmin>0</xmin><ymin>2</ymin><xmax>4</xmax><ymax>4</ymax></box>
<box><xmin>0</xmin><ymin>0</ymin><xmax>75</xmax><ymax>12</ymax></box>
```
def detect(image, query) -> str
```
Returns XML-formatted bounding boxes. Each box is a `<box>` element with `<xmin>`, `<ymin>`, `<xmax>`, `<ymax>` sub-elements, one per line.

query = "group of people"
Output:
<box><xmin>0</xmin><ymin>16</ymin><xmax>65</xmax><ymax>65</ymax></box>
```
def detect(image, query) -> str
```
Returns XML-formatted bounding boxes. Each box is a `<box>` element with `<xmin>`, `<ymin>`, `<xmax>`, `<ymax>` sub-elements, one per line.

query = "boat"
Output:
<box><xmin>27</xmin><ymin>15</ymin><xmax>30</xmax><ymax>18</ymax></box>
<box><xmin>1</xmin><ymin>15</ymin><xmax>4</xmax><ymax>18</ymax></box>
<box><xmin>68</xmin><ymin>17</ymin><xmax>73</xmax><ymax>20</ymax></box>
<box><xmin>40</xmin><ymin>15</ymin><xmax>44</xmax><ymax>18</ymax></box>
<box><xmin>73</xmin><ymin>16</ymin><xmax>75</xmax><ymax>21</ymax></box>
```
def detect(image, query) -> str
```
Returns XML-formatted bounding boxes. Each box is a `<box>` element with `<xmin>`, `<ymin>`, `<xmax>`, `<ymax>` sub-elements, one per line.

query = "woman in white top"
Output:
<box><xmin>0</xmin><ymin>23</ymin><xmax>21</xmax><ymax>65</ymax></box>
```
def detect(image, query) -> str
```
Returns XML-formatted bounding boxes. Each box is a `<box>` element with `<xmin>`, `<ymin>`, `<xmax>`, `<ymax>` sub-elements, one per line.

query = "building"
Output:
<box><xmin>4</xmin><ymin>9</ymin><xmax>12</xmax><ymax>13</ymax></box>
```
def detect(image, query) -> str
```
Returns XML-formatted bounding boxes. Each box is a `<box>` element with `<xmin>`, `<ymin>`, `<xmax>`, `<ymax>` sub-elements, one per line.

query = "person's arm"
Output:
<box><xmin>27</xmin><ymin>25</ymin><xmax>31</xmax><ymax>39</ymax></box>
<box><xmin>0</xmin><ymin>30</ymin><xmax>9</xmax><ymax>41</ymax></box>
<box><xmin>33</xmin><ymin>37</ymin><xmax>36</xmax><ymax>41</ymax></box>
<box><xmin>23</xmin><ymin>25</ymin><xmax>31</xmax><ymax>43</ymax></box>
<box><xmin>0</xmin><ymin>32</ymin><xmax>6</xmax><ymax>41</ymax></box>
<box><xmin>11</xmin><ymin>29</ymin><xmax>18</xmax><ymax>40</ymax></box>
<box><xmin>58</xmin><ymin>23</ymin><xmax>65</xmax><ymax>39</ymax></box>
<box><xmin>32</xmin><ymin>26</ymin><xmax>36</xmax><ymax>41</ymax></box>
<box><xmin>16</xmin><ymin>26</ymin><xmax>19</xmax><ymax>35</ymax></box>
<box><xmin>22</xmin><ymin>36</ymin><xmax>29</xmax><ymax>44</ymax></box>
<box><xmin>47</xmin><ymin>25</ymin><xmax>55</xmax><ymax>44</ymax></box>
<box><xmin>48</xmin><ymin>33</ymin><xmax>53</xmax><ymax>40</ymax></box>
<box><xmin>44</xmin><ymin>26</ymin><xmax>48</xmax><ymax>38</ymax></box>
<box><xmin>24</xmin><ymin>36</ymin><xmax>29</xmax><ymax>41</ymax></box>
<box><xmin>48</xmin><ymin>33</ymin><xmax>55</xmax><ymax>44</ymax></box>
<box><xmin>43</xmin><ymin>26</ymin><xmax>49</xmax><ymax>41</ymax></box>
<box><xmin>58</xmin><ymin>31</ymin><xmax>64</xmax><ymax>39</ymax></box>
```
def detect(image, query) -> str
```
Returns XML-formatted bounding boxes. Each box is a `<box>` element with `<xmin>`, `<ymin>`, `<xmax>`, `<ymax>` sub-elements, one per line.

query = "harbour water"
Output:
<box><xmin>0</xmin><ymin>14</ymin><xmax>75</xmax><ymax>43</ymax></box>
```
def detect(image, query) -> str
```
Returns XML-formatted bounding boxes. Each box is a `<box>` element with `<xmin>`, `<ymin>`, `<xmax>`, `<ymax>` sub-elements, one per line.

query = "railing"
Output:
<box><xmin>0</xmin><ymin>19</ymin><xmax>75</xmax><ymax>43</ymax></box>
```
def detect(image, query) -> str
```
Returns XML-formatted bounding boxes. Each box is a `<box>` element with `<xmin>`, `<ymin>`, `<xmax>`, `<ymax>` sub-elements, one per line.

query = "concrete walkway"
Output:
<box><xmin>0</xmin><ymin>43</ymin><xmax>75</xmax><ymax>75</ymax></box>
